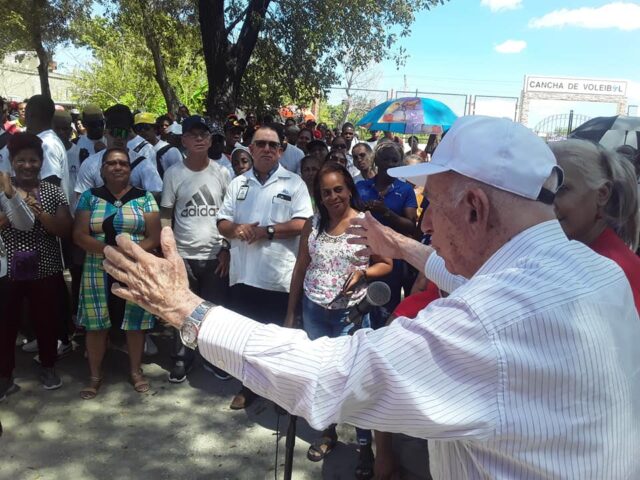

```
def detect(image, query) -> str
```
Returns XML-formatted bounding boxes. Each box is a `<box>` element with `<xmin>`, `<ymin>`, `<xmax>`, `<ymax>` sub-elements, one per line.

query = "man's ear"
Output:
<box><xmin>464</xmin><ymin>188</ymin><xmax>491</xmax><ymax>228</ymax></box>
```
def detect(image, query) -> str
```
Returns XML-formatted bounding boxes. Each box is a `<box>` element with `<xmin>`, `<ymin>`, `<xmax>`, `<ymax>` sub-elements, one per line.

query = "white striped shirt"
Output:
<box><xmin>198</xmin><ymin>220</ymin><xmax>640</xmax><ymax>479</ymax></box>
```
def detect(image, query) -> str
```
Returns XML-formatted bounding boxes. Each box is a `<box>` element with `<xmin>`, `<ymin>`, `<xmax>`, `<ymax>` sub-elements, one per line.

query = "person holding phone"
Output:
<box><xmin>283</xmin><ymin>162</ymin><xmax>392</xmax><ymax>479</ymax></box>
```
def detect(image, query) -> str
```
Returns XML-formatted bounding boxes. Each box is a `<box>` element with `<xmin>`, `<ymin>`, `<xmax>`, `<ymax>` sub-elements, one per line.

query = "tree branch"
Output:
<box><xmin>225</xmin><ymin>5</ymin><xmax>250</xmax><ymax>36</ymax></box>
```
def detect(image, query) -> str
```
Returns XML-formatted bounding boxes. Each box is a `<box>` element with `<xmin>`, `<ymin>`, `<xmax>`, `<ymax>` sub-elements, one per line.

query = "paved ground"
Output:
<box><xmin>1</xmin><ymin>328</ymin><xmax>430</xmax><ymax>480</ymax></box>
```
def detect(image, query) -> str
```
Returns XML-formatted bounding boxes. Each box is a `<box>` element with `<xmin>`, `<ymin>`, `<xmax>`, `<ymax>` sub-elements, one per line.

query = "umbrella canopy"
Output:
<box><xmin>569</xmin><ymin>115</ymin><xmax>640</xmax><ymax>149</ymax></box>
<box><xmin>356</xmin><ymin>97</ymin><xmax>458</xmax><ymax>135</ymax></box>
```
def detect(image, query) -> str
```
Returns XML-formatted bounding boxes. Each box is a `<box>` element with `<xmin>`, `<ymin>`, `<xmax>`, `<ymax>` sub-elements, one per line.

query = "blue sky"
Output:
<box><xmin>364</xmin><ymin>0</ymin><xmax>640</xmax><ymax>126</ymax></box>
<box><xmin>56</xmin><ymin>0</ymin><xmax>639</xmax><ymax>126</ymax></box>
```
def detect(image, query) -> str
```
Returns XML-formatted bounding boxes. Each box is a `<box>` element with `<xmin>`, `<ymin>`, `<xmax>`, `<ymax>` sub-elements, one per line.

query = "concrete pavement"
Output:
<box><xmin>0</xmin><ymin>328</ymin><xmax>430</xmax><ymax>480</ymax></box>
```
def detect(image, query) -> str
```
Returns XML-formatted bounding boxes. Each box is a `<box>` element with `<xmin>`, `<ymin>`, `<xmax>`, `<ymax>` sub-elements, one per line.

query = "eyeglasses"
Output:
<box><xmin>253</xmin><ymin>140</ymin><xmax>281</xmax><ymax>150</ymax></box>
<box><xmin>183</xmin><ymin>131</ymin><xmax>211</xmax><ymax>140</ymax></box>
<box><xmin>333</xmin><ymin>144</ymin><xmax>347</xmax><ymax>150</ymax></box>
<box><xmin>103</xmin><ymin>160</ymin><xmax>130</xmax><ymax>168</ymax></box>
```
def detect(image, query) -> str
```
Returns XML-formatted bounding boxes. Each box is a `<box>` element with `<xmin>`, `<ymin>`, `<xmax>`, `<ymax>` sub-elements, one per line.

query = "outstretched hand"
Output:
<box><xmin>103</xmin><ymin>227</ymin><xmax>201</xmax><ymax>328</ymax></box>
<box><xmin>346</xmin><ymin>211</ymin><xmax>403</xmax><ymax>259</ymax></box>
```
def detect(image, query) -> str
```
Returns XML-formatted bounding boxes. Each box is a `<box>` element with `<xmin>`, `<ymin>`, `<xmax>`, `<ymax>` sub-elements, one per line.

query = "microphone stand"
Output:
<box><xmin>283</xmin><ymin>413</ymin><xmax>297</xmax><ymax>480</ymax></box>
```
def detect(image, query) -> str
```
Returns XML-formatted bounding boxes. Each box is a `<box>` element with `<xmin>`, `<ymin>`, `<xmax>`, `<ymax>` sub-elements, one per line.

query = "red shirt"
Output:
<box><xmin>590</xmin><ymin>227</ymin><xmax>640</xmax><ymax>312</ymax></box>
<box><xmin>393</xmin><ymin>281</ymin><xmax>441</xmax><ymax>319</ymax></box>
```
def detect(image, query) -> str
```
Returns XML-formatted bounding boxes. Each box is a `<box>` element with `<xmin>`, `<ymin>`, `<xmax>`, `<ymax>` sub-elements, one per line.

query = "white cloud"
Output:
<box><xmin>481</xmin><ymin>0</ymin><xmax>522</xmax><ymax>12</ymax></box>
<box><xmin>494</xmin><ymin>39</ymin><xmax>527</xmax><ymax>54</ymax></box>
<box><xmin>529</xmin><ymin>2</ymin><xmax>640</xmax><ymax>31</ymax></box>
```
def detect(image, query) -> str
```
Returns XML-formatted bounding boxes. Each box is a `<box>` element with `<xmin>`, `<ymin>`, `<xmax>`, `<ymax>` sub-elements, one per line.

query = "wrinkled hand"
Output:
<box><xmin>214</xmin><ymin>248</ymin><xmax>230</xmax><ymax>277</ymax></box>
<box><xmin>0</xmin><ymin>171</ymin><xmax>14</xmax><ymax>197</ymax></box>
<box><xmin>234</xmin><ymin>222</ymin><xmax>260</xmax><ymax>243</ymax></box>
<box><xmin>103</xmin><ymin>227</ymin><xmax>201</xmax><ymax>328</ymax></box>
<box><xmin>346</xmin><ymin>211</ymin><xmax>402</xmax><ymax>258</ymax></box>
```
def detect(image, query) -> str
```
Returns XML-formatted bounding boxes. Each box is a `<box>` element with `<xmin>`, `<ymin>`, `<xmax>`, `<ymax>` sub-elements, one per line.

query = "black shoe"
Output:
<box><xmin>0</xmin><ymin>377</ymin><xmax>18</xmax><ymax>402</ymax></box>
<box><xmin>203</xmin><ymin>362</ymin><xmax>231</xmax><ymax>380</ymax></box>
<box><xmin>40</xmin><ymin>368</ymin><xmax>62</xmax><ymax>390</ymax></box>
<box><xmin>168</xmin><ymin>361</ymin><xmax>191</xmax><ymax>383</ymax></box>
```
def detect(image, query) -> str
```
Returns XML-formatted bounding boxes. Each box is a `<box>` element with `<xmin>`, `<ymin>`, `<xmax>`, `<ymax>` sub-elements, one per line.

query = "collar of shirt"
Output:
<box><xmin>474</xmin><ymin>220</ymin><xmax>567</xmax><ymax>278</ymax></box>
<box><xmin>250</xmin><ymin>164</ymin><xmax>285</xmax><ymax>186</ymax></box>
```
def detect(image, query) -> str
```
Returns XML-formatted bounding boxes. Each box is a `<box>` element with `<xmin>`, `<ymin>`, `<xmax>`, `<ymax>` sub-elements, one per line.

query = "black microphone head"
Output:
<box><xmin>366</xmin><ymin>281</ymin><xmax>391</xmax><ymax>307</ymax></box>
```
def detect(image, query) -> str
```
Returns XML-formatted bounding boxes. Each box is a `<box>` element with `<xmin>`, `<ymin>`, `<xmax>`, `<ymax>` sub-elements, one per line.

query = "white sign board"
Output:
<box><xmin>524</xmin><ymin>76</ymin><xmax>627</xmax><ymax>97</ymax></box>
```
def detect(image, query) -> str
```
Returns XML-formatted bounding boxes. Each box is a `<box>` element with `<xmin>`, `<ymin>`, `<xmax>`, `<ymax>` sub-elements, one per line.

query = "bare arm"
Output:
<box><xmin>284</xmin><ymin>219</ymin><xmax>313</xmax><ymax>327</ymax></box>
<box><xmin>73</xmin><ymin>210</ymin><xmax>107</xmax><ymax>255</ymax></box>
<box><xmin>138</xmin><ymin>211</ymin><xmax>161</xmax><ymax>252</ymax></box>
<box><xmin>36</xmin><ymin>203</ymin><xmax>73</xmax><ymax>239</ymax></box>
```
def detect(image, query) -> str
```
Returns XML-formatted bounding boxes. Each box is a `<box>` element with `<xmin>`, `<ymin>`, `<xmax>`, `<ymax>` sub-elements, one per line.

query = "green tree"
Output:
<box><xmin>72</xmin><ymin>11</ymin><xmax>206</xmax><ymax>113</ymax></box>
<box><xmin>2</xmin><ymin>0</ymin><xmax>90</xmax><ymax>97</ymax></box>
<box><xmin>198</xmin><ymin>0</ymin><xmax>449</xmax><ymax>119</ymax></box>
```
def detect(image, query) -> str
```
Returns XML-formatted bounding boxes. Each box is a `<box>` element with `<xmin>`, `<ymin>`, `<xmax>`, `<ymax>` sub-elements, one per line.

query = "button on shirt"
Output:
<box><xmin>197</xmin><ymin>220</ymin><xmax>640</xmax><ymax>479</ymax></box>
<box><xmin>217</xmin><ymin>164</ymin><xmax>313</xmax><ymax>292</ymax></box>
<box><xmin>356</xmin><ymin>178</ymin><xmax>417</xmax><ymax>226</ymax></box>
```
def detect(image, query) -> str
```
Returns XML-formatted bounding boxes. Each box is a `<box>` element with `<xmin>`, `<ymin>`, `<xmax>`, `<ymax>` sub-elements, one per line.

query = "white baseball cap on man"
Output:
<box><xmin>388</xmin><ymin>116</ymin><xmax>562</xmax><ymax>204</ymax></box>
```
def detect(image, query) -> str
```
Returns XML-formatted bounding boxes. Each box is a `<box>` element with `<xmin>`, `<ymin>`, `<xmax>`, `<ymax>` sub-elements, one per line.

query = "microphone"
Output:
<box><xmin>348</xmin><ymin>281</ymin><xmax>391</xmax><ymax>325</ymax></box>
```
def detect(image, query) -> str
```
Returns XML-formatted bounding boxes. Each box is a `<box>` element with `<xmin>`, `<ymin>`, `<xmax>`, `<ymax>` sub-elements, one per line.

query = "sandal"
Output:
<box><xmin>130</xmin><ymin>369</ymin><xmax>150</xmax><ymax>393</ymax></box>
<box><xmin>355</xmin><ymin>443</ymin><xmax>375</xmax><ymax>480</ymax></box>
<box><xmin>307</xmin><ymin>431</ymin><xmax>338</xmax><ymax>462</ymax></box>
<box><xmin>80</xmin><ymin>376</ymin><xmax>102</xmax><ymax>400</ymax></box>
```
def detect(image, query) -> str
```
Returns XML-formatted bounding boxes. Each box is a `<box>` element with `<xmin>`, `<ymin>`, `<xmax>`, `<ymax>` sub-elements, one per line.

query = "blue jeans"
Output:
<box><xmin>302</xmin><ymin>295</ymin><xmax>372</xmax><ymax>445</ymax></box>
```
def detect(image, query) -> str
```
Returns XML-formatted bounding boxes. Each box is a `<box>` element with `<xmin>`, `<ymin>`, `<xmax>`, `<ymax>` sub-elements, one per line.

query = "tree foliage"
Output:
<box><xmin>2</xmin><ymin>0</ymin><xmax>91</xmax><ymax>96</ymax></box>
<box><xmin>68</xmin><ymin>0</ymin><xmax>449</xmax><ymax>117</ymax></box>
<box><xmin>72</xmin><ymin>4</ymin><xmax>206</xmax><ymax>113</ymax></box>
<box><xmin>200</xmin><ymin>0</ymin><xmax>449</xmax><ymax>118</ymax></box>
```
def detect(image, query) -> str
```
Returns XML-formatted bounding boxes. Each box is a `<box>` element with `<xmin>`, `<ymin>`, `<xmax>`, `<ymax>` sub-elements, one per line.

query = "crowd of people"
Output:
<box><xmin>1</xmin><ymin>94</ymin><xmax>639</xmax><ymax>479</ymax></box>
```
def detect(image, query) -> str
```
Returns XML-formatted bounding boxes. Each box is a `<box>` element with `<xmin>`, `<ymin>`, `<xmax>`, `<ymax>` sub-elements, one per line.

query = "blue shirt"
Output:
<box><xmin>356</xmin><ymin>177</ymin><xmax>417</xmax><ymax>226</ymax></box>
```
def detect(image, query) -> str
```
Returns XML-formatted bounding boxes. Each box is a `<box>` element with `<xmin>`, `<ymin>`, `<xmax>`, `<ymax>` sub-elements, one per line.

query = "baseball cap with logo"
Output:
<box><xmin>182</xmin><ymin>115</ymin><xmax>209</xmax><ymax>133</ymax></box>
<box><xmin>388</xmin><ymin>115</ymin><xmax>562</xmax><ymax>204</ymax></box>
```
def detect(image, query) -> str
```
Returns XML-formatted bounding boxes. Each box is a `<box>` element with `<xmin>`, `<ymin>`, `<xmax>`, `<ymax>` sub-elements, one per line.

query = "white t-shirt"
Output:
<box><xmin>74</xmin><ymin>149</ymin><xmax>163</xmax><ymax>196</ymax></box>
<box><xmin>39</xmin><ymin>130</ymin><xmax>71</xmax><ymax>203</ymax></box>
<box><xmin>76</xmin><ymin>134</ymin><xmax>106</xmax><ymax>162</ymax></box>
<box><xmin>279</xmin><ymin>144</ymin><xmax>305</xmax><ymax>174</ymax></box>
<box><xmin>161</xmin><ymin>160</ymin><xmax>230</xmax><ymax>260</ymax></box>
<box><xmin>218</xmin><ymin>165</ymin><xmax>313</xmax><ymax>292</ymax></box>
<box><xmin>66</xmin><ymin>143</ymin><xmax>81</xmax><ymax>213</ymax></box>
<box><xmin>153</xmin><ymin>139</ymin><xmax>183</xmax><ymax>176</ymax></box>
<box><xmin>212</xmin><ymin>156</ymin><xmax>234</xmax><ymax>179</ymax></box>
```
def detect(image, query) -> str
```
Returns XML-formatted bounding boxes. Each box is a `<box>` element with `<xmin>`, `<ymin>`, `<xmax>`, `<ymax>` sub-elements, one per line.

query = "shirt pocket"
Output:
<box><xmin>257</xmin><ymin>245</ymin><xmax>295</xmax><ymax>289</ymax></box>
<box><xmin>269</xmin><ymin>196</ymin><xmax>292</xmax><ymax>224</ymax></box>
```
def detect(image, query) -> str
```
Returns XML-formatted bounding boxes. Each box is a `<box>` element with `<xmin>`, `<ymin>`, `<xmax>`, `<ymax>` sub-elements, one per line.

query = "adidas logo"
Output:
<box><xmin>180</xmin><ymin>185</ymin><xmax>219</xmax><ymax>217</ymax></box>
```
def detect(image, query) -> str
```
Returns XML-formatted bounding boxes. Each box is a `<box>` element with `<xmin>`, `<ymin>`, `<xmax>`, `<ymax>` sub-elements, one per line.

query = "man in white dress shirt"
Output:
<box><xmin>103</xmin><ymin>116</ymin><xmax>640</xmax><ymax>479</ymax></box>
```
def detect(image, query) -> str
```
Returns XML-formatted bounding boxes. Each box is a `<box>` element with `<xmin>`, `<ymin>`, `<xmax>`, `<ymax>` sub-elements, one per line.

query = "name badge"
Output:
<box><xmin>237</xmin><ymin>184</ymin><xmax>249</xmax><ymax>200</ymax></box>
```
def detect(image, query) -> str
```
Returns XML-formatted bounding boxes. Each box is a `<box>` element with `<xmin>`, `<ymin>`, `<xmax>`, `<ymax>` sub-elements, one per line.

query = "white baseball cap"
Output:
<box><xmin>388</xmin><ymin>116</ymin><xmax>561</xmax><ymax>203</ymax></box>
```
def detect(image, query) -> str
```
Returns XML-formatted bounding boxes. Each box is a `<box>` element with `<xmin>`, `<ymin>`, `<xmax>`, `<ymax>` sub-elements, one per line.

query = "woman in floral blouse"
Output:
<box><xmin>284</xmin><ymin>162</ymin><xmax>392</xmax><ymax>479</ymax></box>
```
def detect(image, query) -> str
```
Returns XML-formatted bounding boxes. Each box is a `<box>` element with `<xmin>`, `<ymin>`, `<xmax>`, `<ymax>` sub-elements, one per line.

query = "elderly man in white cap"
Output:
<box><xmin>102</xmin><ymin>116</ymin><xmax>640</xmax><ymax>479</ymax></box>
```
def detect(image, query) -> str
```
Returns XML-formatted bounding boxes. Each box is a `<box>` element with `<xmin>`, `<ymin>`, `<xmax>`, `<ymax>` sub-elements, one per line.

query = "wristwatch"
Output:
<box><xmin>266</xmin><ymin>225</ymin><xmax>276</xmax><ymax>240</ymax></box>
<box><xmin>179</xmin><ymin>301</ymin><xmax>215</xmax><ymax>350</ymax></box>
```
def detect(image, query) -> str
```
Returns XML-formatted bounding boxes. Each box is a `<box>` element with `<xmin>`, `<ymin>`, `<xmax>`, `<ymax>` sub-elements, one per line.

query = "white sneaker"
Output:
<box><xmin>144</xmin><ymin>334</ymin><xmax>158</xmax><ymax>356</ymax></box>
<box><xmin>22</xmin><ymin>339</ymin><xmax>39</xmax><ymax>353</ymax></box>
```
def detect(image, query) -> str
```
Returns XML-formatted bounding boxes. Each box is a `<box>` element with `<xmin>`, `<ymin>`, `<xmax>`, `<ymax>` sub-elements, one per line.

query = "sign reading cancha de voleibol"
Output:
<box><xmin>524</xmin><ymin>76</ymin><xmax>627</xmax><ymax>97</ymax></box>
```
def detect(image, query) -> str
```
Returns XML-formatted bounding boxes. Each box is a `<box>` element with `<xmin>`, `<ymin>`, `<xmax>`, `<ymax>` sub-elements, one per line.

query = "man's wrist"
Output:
<box><xmin>170</xmin><ymin>292</ymin><xmax>202</xmax><ymax>329</ymax></box>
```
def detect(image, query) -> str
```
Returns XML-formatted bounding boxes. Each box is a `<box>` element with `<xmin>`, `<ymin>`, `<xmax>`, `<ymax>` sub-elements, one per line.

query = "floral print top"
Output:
<box><xmin>303</xmin><ymin>212</ymin><xmax>369</xmax><ymax>309</ymax></box>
